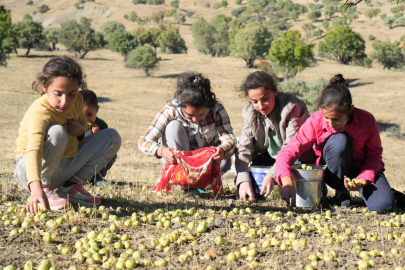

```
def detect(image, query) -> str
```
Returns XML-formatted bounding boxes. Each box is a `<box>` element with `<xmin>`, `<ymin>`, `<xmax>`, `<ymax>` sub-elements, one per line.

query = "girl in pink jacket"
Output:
<box><xmin>276</xmin><ymin>74</ymin><xmax>402</xmax><ymax>213</ymax></box>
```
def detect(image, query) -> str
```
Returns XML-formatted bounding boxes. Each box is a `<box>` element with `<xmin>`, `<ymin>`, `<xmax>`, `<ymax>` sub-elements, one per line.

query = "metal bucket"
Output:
<box><xmin>291</xmin><ymin>164</ymin><xmax>326</xmax><ymax>207</ymax></box>
<box><xmin>249</xmin><ymin>166</ymin><xmax>281</xmax><ymax>201</ymax></box>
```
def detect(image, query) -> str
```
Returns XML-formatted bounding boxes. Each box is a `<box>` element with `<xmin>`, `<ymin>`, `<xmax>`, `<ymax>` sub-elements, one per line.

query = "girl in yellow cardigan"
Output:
<box><xmin>14</xmin><ymin>56</ymin><xmax>121</xmax><ymax>215</ymax></box>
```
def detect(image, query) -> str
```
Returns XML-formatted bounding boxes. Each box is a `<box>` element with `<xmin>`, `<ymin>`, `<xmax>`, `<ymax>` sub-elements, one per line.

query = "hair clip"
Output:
<box><xmin>193</xmin><ymin>76</ymin><xmax>202</xmax><ymax>83</ymax></box>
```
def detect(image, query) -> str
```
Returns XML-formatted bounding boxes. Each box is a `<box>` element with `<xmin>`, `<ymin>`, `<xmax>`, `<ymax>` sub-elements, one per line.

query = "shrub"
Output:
<box><xmin>133</xmin><ymin>0</ymin><xmax>147</xmax><ymax>4</ymax></box>
<box><xmin>128</xmin><ymin>12</ymin><xmax>138</xmax><ymax>22</ymax></box>
<box><xmin>185</xmin><ymin>11</ymin><xmax>193</xmax><ymax>17</ymax></box>
<box><xmin>147</xmin><ymin>0</ymin><xmax>165</xmax><ymax>5</ymax></box>
<box><xmin>37</xmin><ymin>4</ymin><xmax>49</xmax><ymax>13</ymax></box>
<box><xmin>26</xmin><ymin>0</ymin><xmax>33</xmax><ymax>5</ymax></box>
<box><xmin>279</xmin><ymin>78</ymin><xmax>328</xmax><ymax>113</ymax></box>
<box><xmin>74</xmin><ymin>3</ymin><xmax>80</xmax><ymax>9</ymax></box>
<box><xmin>204</xmin><ymin>2</ymin><xmax>210</xmax><ymax>7</ymax></box>
<box><xmin>213</xmin><ymin>3</ymin><xmax>221</xmax><ymax>9</ymax></box>
<box><xmin>171</xmin><ymin>0</ymin><xmax>179</xmax><ymax>8</ymax></box>
<box><xmin>231</xmin><ymin>6</ymin><xmax>247</xmax><ymax>17</ymax></box>
<box><xmin>127</xmin><ymin>45</ymin><xmax>158</xmax><ymax>76</ymax></box>
<box><xmin>220</xmin><ymin>0</ymin><xmax>228</xmax><ymax>7</ymax></box>
<box><xmin>235</xmin><ymin>0</ymin><xmax>242</xmax><ymax>4</ymax></box>
<box><xmin>123</xmin><ymin>14</ymin><xmax>129</xmax><ymax>20</ymax></box>
<box><xmin>23</xmin><ymin>14</ymin><xmax>33</xmax><ymax>20</ymax></box>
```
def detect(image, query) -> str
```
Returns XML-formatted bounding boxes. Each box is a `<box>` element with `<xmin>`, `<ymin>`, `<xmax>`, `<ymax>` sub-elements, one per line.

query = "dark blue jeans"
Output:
<box><xmin>322</xmin><ymin>133</ymin><xmax>396</xmax><ymax>213</ymax></box>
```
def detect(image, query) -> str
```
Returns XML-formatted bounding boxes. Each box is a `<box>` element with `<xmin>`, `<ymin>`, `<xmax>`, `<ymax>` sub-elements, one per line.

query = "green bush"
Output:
<box><xmin>74</xmin><ymin>3</ymin><xmax>80</xmax><ymax>9</ymax></box>
<box><xmin>123</xmin><ymin>14</ymin><xmax>129</xmax><ymax>20</ymax></box>
<box><xmin>235</xmin><ymin>0</ymin><xmax>242</xmax><ymax>4</ymax></box>
<box><xmin>220</xmin><ymin>0</ymin><xmax>228</xmax><ymax>7</ymax></box>
<box><xmin>213</xmin><ymin>3</ymin><xmax>221</xmax><ymax>9</ymax></box>
<box><xmin>127</xmin><ymin>45</ymin><xmax>158</xmax><ymax>76</ymax></box>
<box><xmin>231</xmin><ymin>6</ymin><xmax>247</xmax><ymax>17</ymax></box>
<box><xmin>26</xmin><ymin>0</ymin><xmax>33</xmax><ymax>5</ymax></box>
<box><xmin>204</xmin><ymin>2</ymin><xmax>210</xmax><ymax>7</ymax></box>
<box><xmin>278</xmin><ymin>78</ymin><xmax>328</xmax><ymax>113</ymax></box>
<box><xmin>133</xmin><ymin>0</ymin><xmax>147</xmax><ymax>4</ymax></box>
<box><xmin>171</xmin><ymin>0</ymin><xmax>179</xmax><ymax>8</ymax></box>
<box><xmin>37</xmin><ymin>5</ymin><xmax>49</xmax><ymax>13</ymax></box>
<box><xmin>23</xmin><ymin>14</ymin><xmax>33</xmax><ymax>20</ymax></box>
<box><xmin>147</xmin><ymin>0</ymin><xmax>165</xmax><ymax>4</ymax></box>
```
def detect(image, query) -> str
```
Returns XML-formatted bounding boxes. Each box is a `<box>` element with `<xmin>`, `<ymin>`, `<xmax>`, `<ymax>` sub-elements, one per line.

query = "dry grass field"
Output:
<box><xmin>1</xmin><ymin>0</ymin><xmax>405</xmax><ymax>269</ymax></box>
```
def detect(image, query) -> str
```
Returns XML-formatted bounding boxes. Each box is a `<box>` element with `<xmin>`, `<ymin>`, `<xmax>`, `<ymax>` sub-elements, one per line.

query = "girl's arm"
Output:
<box><xmin>356</xmin><ymin>120</ymin><xmax>383</xmax><ymax>184</ymax></box>
<box><xmin>138</xmin><ymin>105</ymin><xmax>175</xmax><ymax>157</ymax></box>
<box><xmin>215</xmin><ymin>104</ymin><xmax>237</xmax><ymax>160</ymax></box>
<box><xmin>276</xmin><ymin>118</ymin><xmax>317</xmax><ymax>187</ymax></box>
<box><xmin>77</xmin><ymin>106</ymin><xmax>88</xmax><ymax>142</ymax></box>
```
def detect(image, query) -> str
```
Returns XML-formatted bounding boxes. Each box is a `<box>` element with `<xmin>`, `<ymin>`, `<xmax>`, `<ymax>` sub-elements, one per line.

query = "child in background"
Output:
<box><xmin>138</xmin><ymin>71</ymin><xmax>236</xmax><ymax>194</ymax></box>
<box><xmin>80</xmin><ymin>89</ymin><xmax>117</xmax><ymax>186</ymax></box>
<box><xmin>235</xmin><ymin>71</ymin><xmax>314</xmax><ymax>201</ymax></box>
<box><xmin>276</xmin><ymin>74</ymin><xmax>404</xmax><ymax>213</ymax></box>
<box><xmin>14</xmin><ymin>56</ymin><xmax>121</xmax><ymax>215</ymax></box>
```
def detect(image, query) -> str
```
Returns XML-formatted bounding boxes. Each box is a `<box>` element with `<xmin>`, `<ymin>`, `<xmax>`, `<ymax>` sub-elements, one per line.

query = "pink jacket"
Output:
<box><xmin>276</xmin><ymin>107</ymin><xmax>384</xmax><ymax>186</ymax></box>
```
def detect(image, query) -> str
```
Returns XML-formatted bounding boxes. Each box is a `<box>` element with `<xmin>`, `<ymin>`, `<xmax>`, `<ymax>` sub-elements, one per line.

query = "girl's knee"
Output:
<box><xmin>105</xmin><ymin>128</ymin><xmax>122</xmax><ymax>150</ymax></box>
<box><xmin>46</xmin><ymin>125</ymin><xmax>68</xmax><ymax>148</ymax></box>
<box><xmin>367</xmin><ymin>200</ymin><xmax>395</xmax><ymax>214</ymax></box>
<box><xmin>165</xmin><ymin>120</ymin><xmax>184</xmax><ymax>135</ymax></box>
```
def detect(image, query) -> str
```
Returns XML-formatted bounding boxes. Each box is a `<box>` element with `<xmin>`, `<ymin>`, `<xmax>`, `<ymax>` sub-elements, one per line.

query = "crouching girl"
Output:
<box><xmin>14</xmin><ymin>56</ymin><xmax>121</xmax><ymax>215</ymax></box>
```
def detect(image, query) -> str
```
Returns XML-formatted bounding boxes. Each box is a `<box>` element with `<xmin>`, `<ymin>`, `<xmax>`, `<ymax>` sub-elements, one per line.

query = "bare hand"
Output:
<box><xmin>260</xmin><ymin>175</ymin><xmax>275</xmax><ymax>197</ymax></box>
<box><xmin>211</xmin><ymin>146</ymin><xmax>225</xmax><ymax>165</ymax></box>
<box><xmin>161</xmin><ymin>147</ymin><xmax>177</xmax><ymax>165</ymax></box>
<box><xmin>239</xmin><ymin>181</ymin><xmax>255</xmax><ymax>202</ymax></box>
<box><xmin>344</xmin><ymin>176</ymin><xmax>368</xmax><ymax>191</ymax></box>
<box><xmin>27</xmin><ymin>181</ymin><xmax>50</xmax><ymax>215</ymax></box>
<box><xmin>281</xmin><ymin>176</ymin><xmax>296</xmax><ymax>207</ymax></box>
<box><xmin>68</xmin><ymin>119</ymin><xmax>85</xmax><ymax>137</ymax></box>
<box><xmin>89</xmin><ymin>122</ymin><xmax>100</xmax><ymax>133</ymax></box>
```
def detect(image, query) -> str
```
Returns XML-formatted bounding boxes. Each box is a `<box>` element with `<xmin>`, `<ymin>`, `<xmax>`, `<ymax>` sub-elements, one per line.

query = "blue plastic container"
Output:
<box><xmin>249</xmin><ymin>166</ymin><xmax>272</xmax><ymax>200</ymax></box>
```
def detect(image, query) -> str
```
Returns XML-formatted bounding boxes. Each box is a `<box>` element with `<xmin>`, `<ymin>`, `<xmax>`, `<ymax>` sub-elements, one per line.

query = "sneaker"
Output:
<box><xmin>182</xmin><ymin>188</ymin><xmax>208</xmax><ymax>196</ymax></box>
<box><xmin>96</xmin><ymin>180</ymin><xmax>111</xmax><ymax>186</ymax></box>
<box><xmin>58</xmin><ymin>183</ymin><xmax>101</xmax><ymax>207</ymax></box>
<box><xmin>333</xmin><ymin>189</ymin><xmax>351</xmax><ymax>207</ymax></box>
<box><xmin>392</xmin><ymin>189</ymin><xmax>405</xmax><ymax>209</ymax></box>
<box><xmin>42</xmin><ymin>185</ymin><xmax>68</xmax><ymax>210</ymax></box>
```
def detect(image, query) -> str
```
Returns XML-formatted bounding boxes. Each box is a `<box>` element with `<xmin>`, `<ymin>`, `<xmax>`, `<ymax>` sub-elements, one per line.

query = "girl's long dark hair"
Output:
<box><xmin>317</xmin><ymin>74</ymin><xmax>352</xmax><ymax>114</ymax></box>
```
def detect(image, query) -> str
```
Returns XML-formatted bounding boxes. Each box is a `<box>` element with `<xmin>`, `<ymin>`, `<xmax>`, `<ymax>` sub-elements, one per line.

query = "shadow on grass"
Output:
<box><xmin>156</xmin><ymin>73</ymin><xmax>181</xmax><ymax>79</ymax></box>
<box><xmin>377</xmin><ymin>121</ymin><xmax>399</xmax><ymax>132</ymax></box>
<box><xmin>346</xmin><ymin>78</ymin><xmax>374</xmax><ymax>88</ymax></box>
<box><xmin>98</xmin><ymin>97</ymin><xmax>112</xmax><ymax>103</ymax></box>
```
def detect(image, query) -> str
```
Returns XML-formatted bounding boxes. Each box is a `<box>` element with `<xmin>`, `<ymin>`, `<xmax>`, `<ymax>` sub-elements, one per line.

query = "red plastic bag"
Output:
<box><xmin>152</xmin><ymin>147</ymin><xmax>224</xmax><ymax>195</ymax></box>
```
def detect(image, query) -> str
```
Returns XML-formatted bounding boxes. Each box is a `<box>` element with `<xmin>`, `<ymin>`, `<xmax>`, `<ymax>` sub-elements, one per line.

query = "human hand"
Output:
<box><xmin>260</xmin><ymin>175</ymin><xmax>275</xmax><ymax>197</ymax></box>
<box><xmin>239</xmin><ymin>181</ymin><xmax>255</xmax><ymax>202</ymax></box>
<box><xmin>161</xmin><ymin>147</ymin><xmax>177</xmax><ymax>165</ymax></box>
<box><xmin>68</xmin><ymin>119</ymin><xmax>85</xmax><ymax>137</ymax></box>
<box><xmin>212</xmin><ymin>146</ymin><xmax>225</xmax><ymax>165</ymax></box>
<box><xmin>89</xmin><ymin>122</ymin><xmax>100</xmax><ymax>133</ymax></box>
<box><xmin>27</xmin><ymin>181</ymin><xmax>50</xmax><ymax>215</ymax></box>
<box><xmin>344</xmin><ymin>176</ymin><xmax>368</xmax><ymax>191</ymax></box>
<box><xmin>281</xmin><ymin>176</ymin><xmax>296</xmax><ymax>207</ymax></box>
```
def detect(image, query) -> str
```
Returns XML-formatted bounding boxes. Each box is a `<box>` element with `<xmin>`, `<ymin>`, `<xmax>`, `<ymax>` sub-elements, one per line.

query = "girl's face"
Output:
<box><xmin>183</xmin><ymin>105</ymin><xmax>207</xmax><ymax>123</ymax></box>
<box><xmin>248</xmin><ymin>87</ymin><xmax>277</xmax><ymax>116</ymax></box>
<box><xmin>321</xmin><ymin>105</ymin><xmax>353</xmax><ymax>131</ymax></box>
<box><xmin>43</xmin><ymin>77</ymin><xmax>79</xmax><ymax>113</ymax></box>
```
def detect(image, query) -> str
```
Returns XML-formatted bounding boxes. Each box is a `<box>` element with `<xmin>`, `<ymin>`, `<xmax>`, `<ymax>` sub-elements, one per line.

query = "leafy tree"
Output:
<box><xmin>384</xmin><ymin>16</ymin><xmax>396</xmax><ymax>28</ymax></box>
<box><xmin>370</xmin><ymin>40</ymin><xmax>404</xmax><ymax>70</ymax></box>
<box><xmin>123</xmin><ymin>14</ymin><xmax>129</xmax><ymax>20</ymax></box>
<box><xmin>74</xmin><ymin>3</ymin><xmax>80</xmax><ymax>9</ymax></box>
<box><xmin>390</xmin><ymin>5</ymin><xmax>405</xmax><ymax>14</ymax></box>
<box><xmin>364</xmin><ymin>8</ymin><xmax>380</xmax><ymax>21</ymax></box>
<box><xmin>108</xmin><ymin>28</ymin><xmax>137</xmax><ymax>61</ymax></box>
<box><xmin>43</xmin><ymin>27</ymin><xmax>60</xmax><ymax>50</ymax></box>
<box><xmin>211</xmin><ymin>14</ymin><xmax>231</xmax><ymax>56</ymax></box>
<box><xmin>343</xmin><ymin>12</ymin><xmax>359</xmax><ymax>22</ymax></box>
<box><xmin>396</xmin><ymin>16</ymin><xmax>405</xmax><ymax>26</ymax></box>
<box><xmin>230</xmin><ymin>22</ymin><xmax>272</xmax><ymax>68</ymax></box>
<box><xmin>158</xmin><ymin>23</ymin><xmax>187</xmax><ymax>53</ymax></box>
<box><xmin>323</xmin><ymin>5</ymin><xmax>335</xmax><ymax>18</ymax></box>
<box><xmin>213</xmin><ymin>3</ymin><xmax>221</xmax><ymax>9</ymax></box>
<box><xmin>220</xmin><ymin>0</ymin><xmax>228</xmax><ymax>7</ymax></box>
<box><xmin>13</xmin><ymin>19</ymin><xmax>44</xmax><ymax>57</ymax></box>
<box><xmin>331</xmin><ymin>16</ymin><xmax>347</xmax><ymax>26</ymax></box>
<box><xmin>235</xmin><ymin>0</ymin><xmax>242</xmax><ymax>4</ymax></box>
<box><xmin>146</xmin><ymin>0</ymin><xmax>165</xmax><ymax>5</ymax></box>
<box><xmin>128</xmin><ymin>12</ymin><xmax>138</xmax><ymax>22</ymax></box>
<box><xmin>127</xmin><ymin>45</ymin><xmax>158</xmax><ymax>76</ymax></box>
<box><xmin>231</xmin><ymin>6</ymin><xmax>247</xmax><ymax>17</ymax></box>
<box><xmin>133</xmin><ymin>0</ymin><xmax>147</xmax><ymax>4</ymax></box>
<box><xmin>60</xmin><ymin>17</ymin><xmax>105</xmax><ymax>59</ymax></box>
<box><xmin>380</xmin><ymin>13</ymin><xmax>387</xmax><ymax>20</ymax></box>
<box><xmin>289</xmin><ymin>10</ymin><xmax>299</xmax><ymax>21</ymax></box>
<box><xmin>0</xmin><ymin>5</ymin><xmax>12</xmax><ymax>66</ymax></box>
<box><xmin>322</xmin><ymin>20</ymin><xmax>329</xmax><ymax>30</ymax></box>
<box><xmin>26</xmin><ymin>0</ymin><xmax>33</xmax><ymax>5</ymax></box>
<box><xmin>308</xmin><ymin>10</ymin><xmax>321</xmax><ymax>22</ymax></box>
<box><xmin>173</xmin><ymin>13</ymin><xmax>186</xmax><ymax>24</ymax></box>
<box><xmin>318</xmin><ymin>25</ymin><xmax>366</xmax><ymax>64</ymax></box>
<box><xmin>151</xmin><ymin>11</ymin><xmax>165</xmax><ymax>24</ymax></box>
<box><xmin>302</xmin><ymin>23</ymin><xmax>315</xmax><ymax>41</ymax></box>
<box><xmin>190</xmin><ymin>17</ymin><xmax>216</xmax><ymax>55</ymax></box>
<box><xmin>171</xmin><ymin>0</ymin><xmax>179</xmax><ymax>8</ymax></box>
<box><xmin>100</xmin><ymin>21</ymin><xmax>125</xmax><ymax>45</ymax></box>
<box><xmin>37</xmin><ymin>5</ymin><xmax>49</xmax><ymax>13</ymax></box>
<box><xmin>268</xmin><ymin>30</ymin><xmax>314</xmax><ymax>81</ymax></box>
<box><xmin>23</xmin><ymin>14</ymin><xmax>33</xmax><ymax>21</ymax></box>
<box><xmin>313</xmin><ymin>28</ymin><xmax>323</xmax><ymax>38</ymax></box>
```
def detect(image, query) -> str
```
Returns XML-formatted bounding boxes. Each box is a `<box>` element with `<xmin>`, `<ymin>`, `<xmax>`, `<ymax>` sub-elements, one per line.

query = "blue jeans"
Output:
<box><xmin>322</xmin><ymin>133</ymin><xmax>396</xmax><ymax>213</ymax></box>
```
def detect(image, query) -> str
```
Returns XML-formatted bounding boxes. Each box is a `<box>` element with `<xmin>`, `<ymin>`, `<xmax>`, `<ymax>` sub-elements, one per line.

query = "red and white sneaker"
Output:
<box><xmin>42</xmin><ymin>185</ymin><xmax>68</xmax><ymax>210</ymax></box>
<box><xmin>58</xmin><ymin>183</ymin><xmax>101</xmax><ymax>207</ymax></box>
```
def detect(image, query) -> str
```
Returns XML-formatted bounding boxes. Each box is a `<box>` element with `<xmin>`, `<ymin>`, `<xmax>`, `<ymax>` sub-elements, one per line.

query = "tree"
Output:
<box><xmin>211</xmin><ymin>14</ymin><xmax>232</xmax><ymax>56</ymax></box>
<box><xmin>171</xmin><ymin>0</ymin><xmax>179</xmax><ymax>8</ymax></box>
<box><xmin>43</xmin><ymin>28</ymin><xmax>60</xmax><ymax>50</ymax></box>
<box><xmin>370</xmin><ymin>40</ymin><xmax>405</xmax><ymax>70</ymax></box>
<box><xmin>364</xmin><ymin>8</ymin><xmax>380</xmax><ymax>21</ymax></box>
<box><xmin>173</xmin><ymin>13</ymin><xmax>186</xmax><ymax>24</ymax></box>
<box><xmin>132</xmin><ymin>26</ymin><xmax>162</xmax><ymax>51</ymax></box>
<box><xmin>313</xmin><ymin>28</ymin><xmax>323</xmax><ymax>38</ymax></box>
<box><xmin>108</xmin><ymin>28</ymin><xmax>137</xmax><ymax>61</ymax></box>
<box><xmin>301</xmin><ymin>23</ymin><xmax>315</xmax><ymax>41</ymax></box>
<box><xmin>13</xmin><ymin>19</ymin><xmax>44</xmax><ymax>57</ymax></box>
<box><xmin>127</xmin><ymin>45</ymin><xmax>158</xmax><ymax>76</ymax></box>
<box><xmin>331</xmin><ymin>16</ymin><xmax>347</xmax><ymax>26</ymax></box>
<box><xmin>190</xmin><ymin>17</ymin><xmax>216</xmax><ymax>56</ymax></box>
<box><xmin>231</xmin><ymin>6</ymin><xmax>247</xmax><ymax>17</ymax></box>
<box><xmin>0</xmin><ymin>5</ymin><xmax>12</xmax><ymax>66</ymax></box>
<box><xmin>318</xmin><ymin>25</ymin><xmax>366</xmax><ymax>64</ymax></box>
<box><xmin>384</xmin><ymin>16</ymin><xmax>396</xmax><ymax>28</ymax></box>
<box><xmin>322</xmin><ymin>20</ymin><xmax>329</xmax><ymax>30</ymax></box>
<box><xmin>323</xmin><ymin>5</ymin><xmax>335</xmax><ymax>19</ymax></box>
<box><xmin>157</xmin><ymin>23</ymin><xmax>187</xmax><ymax>53</ymax></box>
<box><xmin>307</xmin><ymin>10</ymin><xmax>322</xmax><ymax>22</ymax></box>
<box><xmin>289</xmin><ymin>10</ymin><xmax>299</xmax><ymax>21</ymax></box>
<box><xmin>128</xmin><ymin>12</ymin><xmax>138</xmax><ymax>22</ymax></box>
<box><xmin>59</xmin><ymin>17</ymin><xmax>105</xmax><ymax>59</ymax></box>
<box><xmin>268</xmin><ymin>30</ymin><xmax>314</xmax><ymax>81</ymax></box>
<box><xmin>100</xmin><ymin>21</ymin><xmax>125</xmax><ymax>45</ymax></box>
<box><xmin>235</xmin><ymin>0</ymin><xmax>242</xmax><ymax>4</ymax></box>
<box><xmin>230</xmin><ymin>22</ymin><xmax>272</xmax><ymax>68</ymax></box>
